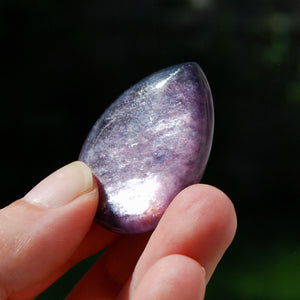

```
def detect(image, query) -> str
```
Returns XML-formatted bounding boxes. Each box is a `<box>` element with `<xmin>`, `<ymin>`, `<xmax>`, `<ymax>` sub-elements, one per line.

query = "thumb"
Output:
<box><xmin>0</xmin><ymin>161</ymin><xmax>99</xmax><ymax>299</ymax></box>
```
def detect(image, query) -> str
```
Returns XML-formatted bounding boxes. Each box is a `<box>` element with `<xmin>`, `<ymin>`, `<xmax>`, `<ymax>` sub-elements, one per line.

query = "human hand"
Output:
<box><xmin>0</xmin><ymin>161</ymin><xmax>236</xmax><ymax>300</ymax></box>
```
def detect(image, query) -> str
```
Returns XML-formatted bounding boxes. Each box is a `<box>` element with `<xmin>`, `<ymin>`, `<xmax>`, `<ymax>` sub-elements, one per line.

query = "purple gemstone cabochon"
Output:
<box><xmin>79</xmin><ymin>62</ymin><xmax>214</xmax><ymax>234</ymax></box>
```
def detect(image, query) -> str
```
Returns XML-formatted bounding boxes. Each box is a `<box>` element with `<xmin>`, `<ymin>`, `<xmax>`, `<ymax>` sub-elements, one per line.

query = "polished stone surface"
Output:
<box><xmin>79</xmin><ymin>62</ymin><xmax>214</xmax><ymax>234</ymax></box>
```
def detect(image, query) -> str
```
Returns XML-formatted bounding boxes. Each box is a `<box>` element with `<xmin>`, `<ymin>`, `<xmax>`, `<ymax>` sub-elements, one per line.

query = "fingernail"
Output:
<box><xmin>24</xmin><ymin>161</ymin><xmax>94</xmax><ymax>208</ymax></box>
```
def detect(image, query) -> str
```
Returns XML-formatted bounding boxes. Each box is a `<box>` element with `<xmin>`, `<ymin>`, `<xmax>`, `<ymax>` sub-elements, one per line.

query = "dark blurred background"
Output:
<box><xmin>1</xmin><ymin>0</ymin><xmax>299</xmax><ymax>299</ymax></box>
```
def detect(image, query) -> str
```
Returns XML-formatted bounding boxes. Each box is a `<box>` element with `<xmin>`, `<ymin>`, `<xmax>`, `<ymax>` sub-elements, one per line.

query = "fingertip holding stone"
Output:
<box><xmin>79</xmin><ymin>62</ymin><xmax>214</xmax><ymax>234</ymax></box>
<box><xmin>24</xmin><ymin>161</ymin><xmax>94</xmax><ymax>209</ymax></box>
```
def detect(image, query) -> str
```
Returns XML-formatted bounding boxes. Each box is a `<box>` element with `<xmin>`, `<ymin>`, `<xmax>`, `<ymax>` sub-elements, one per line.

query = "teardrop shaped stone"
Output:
<box><xmin>79</xmin><ymin>62</ymin><xmax>214</xmax><ymax>234</ymax></box>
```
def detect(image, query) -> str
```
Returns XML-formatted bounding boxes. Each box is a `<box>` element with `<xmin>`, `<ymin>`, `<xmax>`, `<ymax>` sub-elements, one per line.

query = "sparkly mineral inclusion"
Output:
<box><xmin>79</xmin><ymin>62</ymin><xmax>214</xmax><ymax>234</ymax></box>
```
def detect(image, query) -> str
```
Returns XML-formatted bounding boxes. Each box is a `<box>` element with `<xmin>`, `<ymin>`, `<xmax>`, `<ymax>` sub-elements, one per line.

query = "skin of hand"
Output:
<box><xmin>0</xmin><ymin>161</ymin><xmax>237</xmax><ymax>300</ymax></box>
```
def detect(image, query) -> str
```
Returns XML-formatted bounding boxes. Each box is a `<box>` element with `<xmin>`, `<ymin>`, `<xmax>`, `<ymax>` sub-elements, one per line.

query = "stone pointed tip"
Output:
<box><xmin>179</xmin><ymin>61</ymin><xmax>199</xmax><ymax>67</ymax></box>
<box><xmin>166</xmin><ymin>62</ymin><xmax>207</xmax><ymax>85</ymax></box>
<box><xmin>160</xmin><ymin>61</ymin><xmax>199</xmax><ymax>74</ymax></box>
<box><xmin>172</xmin><ymin>61</ymin><xmax>200</xmax><ymax>72</ymax></box>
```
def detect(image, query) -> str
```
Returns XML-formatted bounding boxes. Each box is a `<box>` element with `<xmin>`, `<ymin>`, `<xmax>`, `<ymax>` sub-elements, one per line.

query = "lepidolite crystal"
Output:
<box><xmin>79</xmin><ymin>62</ymin><xmax>214</xmax><ymax>234</ymax></box>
